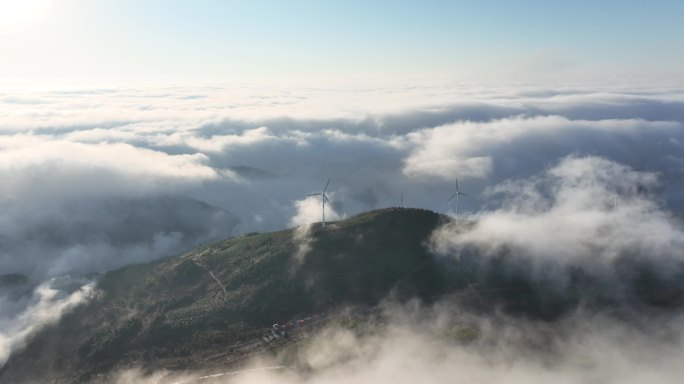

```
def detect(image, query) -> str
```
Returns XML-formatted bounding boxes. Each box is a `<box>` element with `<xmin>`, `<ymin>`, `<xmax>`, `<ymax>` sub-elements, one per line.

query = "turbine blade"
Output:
<box><xmin>323</xmin><ymin>194</ymin><xmax>330</xmax><ymax>202</ymax></box>
<box><xmin>459</xmin><ymin>192</ymin><xmax>470</xmax><ymax>197</ymax></box>
<box><xmin>323</xmin><ymin>178</ymin><xmax>331</xmax><ymax>193</ymax></box>
<box><xmin>455</xmin><ymin>177</ymin><xmax>459</xmax><ymax>192</ymax></box>
<box><xmin>447</xmin><ymin>193</ymin><xmax>457</xmax><ymax>203</ymax></box>
<box><xmin>307</xmin><ymin>193</ymin><xmax>322</xmax><ymax>196</ymax></box>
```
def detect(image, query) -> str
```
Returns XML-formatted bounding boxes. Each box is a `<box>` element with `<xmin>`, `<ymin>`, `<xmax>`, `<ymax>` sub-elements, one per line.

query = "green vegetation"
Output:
<box><xmin>447</xmin><ymin>324</ymin><xmax>480</xmax><ymax>345</ymax></box>
<box><xmin>0</xmin><ymin>208</ymin><xmax>464</xmax><ymax>383</ymax></box>
<box><xmin>4</xmin><ymin>207</ymin><xmax>679</xmax><ymax>383</ymax></box>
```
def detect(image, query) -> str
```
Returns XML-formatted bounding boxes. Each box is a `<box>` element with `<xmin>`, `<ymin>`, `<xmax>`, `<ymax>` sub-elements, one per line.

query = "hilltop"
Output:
<box><xmin>0</xmin><ymin>208</ymin><xmax>463</xmax><ymax>383</ymax></box>
<box><xmin>2</xmin><ymin>207</ymin><xmax>683</xmax><ymax>384</ymax></box>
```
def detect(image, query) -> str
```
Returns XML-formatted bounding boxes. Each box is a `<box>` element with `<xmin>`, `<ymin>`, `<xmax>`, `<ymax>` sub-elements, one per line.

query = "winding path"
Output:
<box><xmin>191</xmin><ymin>251</ymin><xmax>229</xmax><ymax>301</ymax></box>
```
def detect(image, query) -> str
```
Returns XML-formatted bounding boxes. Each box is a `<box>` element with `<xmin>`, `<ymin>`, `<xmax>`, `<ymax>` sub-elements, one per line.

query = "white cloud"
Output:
<box><xmin>0</xmin><ymin>136</ymin><xmax>220</xmax><ymax>201</ymax></box>
<box><xmin>1</xmin><ymin>83</ymin><xmax>684</xmax><ymax>371</ymax></box>
<box><xmin>431</xmin><ymin>156</ymin><xmax>684</xmax><ymax>269</ymax></box>
<box><xmin>403</xmin><ymin>115</ymin><xmax>681</xmax><ymax>180</ymax></box>
<box><xmin>104</xmin><ymin>304</ymin><xmax>684</xmax><ymax>384</ymax></box>
<box><xmin>1</xmin><ymin>84</ymin><xmax>683</xmax><ymax>281</ymax></box>
<box><xmin>288</xmin><ymin>193</ymin><xmax>342</xmax><ymax>264</ymax></box>
<box><xmin>0</xmin><ymin>279</ymin><xmax>95</xmax><ymax>367</ymax></box>
<box><xmin>290</xmin><ymin>194</ymin><xmax>341</xmax><ymax>228</ymax></box>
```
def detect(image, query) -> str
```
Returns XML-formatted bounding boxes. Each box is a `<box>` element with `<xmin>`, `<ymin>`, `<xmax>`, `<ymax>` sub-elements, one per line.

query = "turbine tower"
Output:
<box><xmin>400</xmin><ymin>192</ymin><xmax>404</xmax><ymax>208</ymax></box>
<box><xmin>307</xmin><ymin>178</ymin><xmax>331</xmax><ymax>227</ymax></box>
<box><xmin>446</xmin><ymin>177</ymin><xmax>469</xmax><ymax>216</ymax></box>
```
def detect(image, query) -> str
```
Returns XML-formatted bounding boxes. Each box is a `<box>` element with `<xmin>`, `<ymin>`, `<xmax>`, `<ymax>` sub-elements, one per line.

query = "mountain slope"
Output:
<box><xmin>3</xmin><ymin>207</ymin><xmax>683</xmax><ymax>384</ymax></box>
<box><xmin>0</xmin><ymin>208</ymin><xmax>462</xmax><ymax>383</ymax></box>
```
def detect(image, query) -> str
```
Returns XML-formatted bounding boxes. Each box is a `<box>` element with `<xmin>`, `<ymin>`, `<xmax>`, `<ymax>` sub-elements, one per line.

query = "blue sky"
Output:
<box><xmin>1</xmin><ymin>0</ymin><xmax>683</xmax><ymax>85</ymax></box>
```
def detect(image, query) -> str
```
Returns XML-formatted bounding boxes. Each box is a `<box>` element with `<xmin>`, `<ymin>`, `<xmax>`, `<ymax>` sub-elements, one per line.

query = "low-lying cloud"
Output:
<box><xmin>0</xmin><ymin>278</ymin><xmax>95</xmax><ymax>366</ymax></box>
<box><xmin>432</xmin><ymin>155</ymin><xmax>684</xmax><ymax>267</ymax></box>
<box><xmin>102</xmin><ymin>300</ymin><xmax>684</xmax><ymax>384</ymax></box>
<box><xmin>403</xmin><ymin>115</ymin><xmax>681</xmax><ymax>180</ymax></box>
<box><xmin>1</xmin><ymin>83</ymin><xmax>684</xmax><ymax>370</ymax></box>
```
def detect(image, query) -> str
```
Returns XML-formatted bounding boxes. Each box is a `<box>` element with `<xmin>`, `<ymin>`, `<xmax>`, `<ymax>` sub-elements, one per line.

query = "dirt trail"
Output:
<box><xmin>191</xmin><ymin>251</ymin><xmax>229</xmax><ymax>301</ymax></box>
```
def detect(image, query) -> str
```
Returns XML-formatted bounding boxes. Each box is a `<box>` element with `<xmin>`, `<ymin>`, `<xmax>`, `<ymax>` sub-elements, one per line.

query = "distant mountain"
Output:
<box><xmin>227</xmin><ymin>165</ymin><xmax>274</xmax><ymax>179</ymax></box>
<box><xmin>0</xmin><ymin>274</ymin><xmax>28</xmax><ymax>288</ymax></box>
<box><xmin>0</xmin><ymin>274</ymin><xmax>31</xmax><ymax>301</ymax></box>
<box><xmin>2</xmin><ymin>208</ymin><xmax>683</xmax><ymax>383</ymax></box>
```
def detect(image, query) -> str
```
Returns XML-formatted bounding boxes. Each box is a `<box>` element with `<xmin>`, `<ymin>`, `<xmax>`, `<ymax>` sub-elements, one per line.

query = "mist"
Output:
<box><xmin>2</xmin><ymin>84</ymin><xmax>683</xmax><ymax>281</ymax></box>
<box><xmin>94</xmin><ymin>151</ymin><xmax>684</xmax><ymax>384</ymax></box>
<box><xmin>1</xmin><ymin>83</ymin><xmax>684</xmax><ymax>374</ymax></box>
<box><xmin>433</xmin><ymin>155</ymin><xmax>684</xmax><ymax>260</ymax></box>
<box><xmin>102</xmin><ymin>300</ymin><xmax>684</xmax><ymax>384</ymax></box>
<box><xmin>0</xmin><ymin>278</ymin><xmax>95</xmax><ymax>366</ymax></box>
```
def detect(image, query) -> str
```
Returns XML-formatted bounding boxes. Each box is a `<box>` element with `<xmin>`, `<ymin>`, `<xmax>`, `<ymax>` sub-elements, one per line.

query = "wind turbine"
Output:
<box><xmin>400</xmin><ymin>192</ymin><xmax>404</xmax><ymax>208</ymax></box>
<box><xmin>307</xmin><ymin>178</ymin><xmax>331</xmax><ymax>227</ymax></box>
<box><xmin>446</xmin><ymin>178</ymin><xmax>469</xmax><ymax>216</ymax></box>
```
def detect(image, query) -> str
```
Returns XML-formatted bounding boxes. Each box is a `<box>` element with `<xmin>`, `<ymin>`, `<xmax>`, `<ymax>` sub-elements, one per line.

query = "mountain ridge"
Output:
<box><xmin>0</xmin><ymin>208</ymin><xmax>459</xmax><ymax>383</ymax></box>
<box><xmin>3</xmin><ymin>207</ymin><xmax>683</xmax><ymax>384</ymax></box>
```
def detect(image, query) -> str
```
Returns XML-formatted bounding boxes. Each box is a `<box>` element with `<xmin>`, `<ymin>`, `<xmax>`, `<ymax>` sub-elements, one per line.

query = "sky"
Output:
<box><xmin>1</xmin><ymin>0</ymin><xmax>683</xmax><ymax>86</ymax></box>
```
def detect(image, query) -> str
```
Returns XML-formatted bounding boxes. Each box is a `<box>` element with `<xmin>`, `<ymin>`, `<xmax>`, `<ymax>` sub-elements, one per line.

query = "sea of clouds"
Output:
<box><xmin>1</xmin><ymin>82</ymin><xmax>683</xmax><ymax>374</ymax></box>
